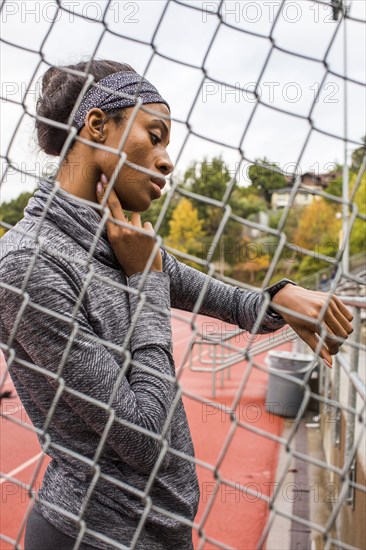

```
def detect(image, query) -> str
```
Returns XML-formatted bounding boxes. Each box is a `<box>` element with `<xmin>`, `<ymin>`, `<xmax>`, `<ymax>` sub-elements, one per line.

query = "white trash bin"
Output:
<box><xmin>265</xmin><ymin>351</ymin><xmax>316</xmax><ymax>418</ymax></box>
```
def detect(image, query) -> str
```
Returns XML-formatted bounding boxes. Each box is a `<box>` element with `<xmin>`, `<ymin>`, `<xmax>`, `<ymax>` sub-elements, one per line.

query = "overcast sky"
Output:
<box><xmin>1</xmin><ymin>0</ymin><xmax>365</xmax><ymax>202</ymax></box>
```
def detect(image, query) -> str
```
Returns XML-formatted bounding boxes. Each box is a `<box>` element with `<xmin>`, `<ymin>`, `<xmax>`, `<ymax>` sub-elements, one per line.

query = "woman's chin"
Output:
<box><xmin>124</xmin><ymin>199</ymin><xmax>152</xmax><ymax>213</ymax></box>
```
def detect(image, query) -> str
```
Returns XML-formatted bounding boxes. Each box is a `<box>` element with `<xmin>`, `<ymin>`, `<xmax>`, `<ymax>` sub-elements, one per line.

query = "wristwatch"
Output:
<box><xmin>263</xmin><ymin>278</ymin><xmax>297</xmax><ymax>317</ymax></box>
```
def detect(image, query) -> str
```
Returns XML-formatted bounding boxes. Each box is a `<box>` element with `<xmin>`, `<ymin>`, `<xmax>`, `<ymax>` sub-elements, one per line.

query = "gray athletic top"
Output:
<box><xmin>0</xmin><ymin>179</ymin><xmax>286</xmax><ymax>549</ymax></box>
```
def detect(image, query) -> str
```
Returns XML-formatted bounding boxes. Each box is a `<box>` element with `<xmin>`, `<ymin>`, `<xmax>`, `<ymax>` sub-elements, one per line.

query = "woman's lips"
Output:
<box><xmin>150</xmin><ymin>176</ymin><xmax>166</xmax><ymax>198</ymax></box>
<box><xmin>150</xmin><ymin>176</ymin><xmax>166</xmax><ymax>190</ymax></box>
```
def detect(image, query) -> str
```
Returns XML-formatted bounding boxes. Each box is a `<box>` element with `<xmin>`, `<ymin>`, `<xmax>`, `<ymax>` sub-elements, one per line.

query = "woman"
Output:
<box><xmin>0</xmin><ymin>60</ymin><xmax>353</xmax><ymax>549</ymax></box>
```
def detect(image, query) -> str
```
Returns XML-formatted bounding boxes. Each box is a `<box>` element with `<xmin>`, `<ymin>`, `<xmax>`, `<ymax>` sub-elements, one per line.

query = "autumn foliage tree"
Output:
<box><xmin>292</xmin><ymin>198</ymin><xmax>341</xmax><ymax>277</ymax></box>
<box><xmin>0</xmin><ymin>220</ymin><xmax>6</xmax><ymax>238</ymax></box>
<box><xmin>1</xmin><ymin>145</ymin><xmax>364</xmax><ymax>283</ymax></box>
<box><xmin>165</xmin><ymin>198</ymin><xmax>206</xmax><ymax>259</ymax></box>
<box><xmin>234</xmin><ymin>253</ymin><xmax>271</xmax><ymax>284</ymax></box>
<box><xmin>349</xmin><ymin>169</ymin><xmax>366</xmax><ymax>255</ymax></box>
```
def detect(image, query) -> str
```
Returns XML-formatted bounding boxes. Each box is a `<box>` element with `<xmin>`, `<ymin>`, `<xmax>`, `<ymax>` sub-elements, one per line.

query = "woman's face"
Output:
<box><xmin>94</xmin><ymin>103</ymin><xmax>173</xmax><ymax>212</ymax></box>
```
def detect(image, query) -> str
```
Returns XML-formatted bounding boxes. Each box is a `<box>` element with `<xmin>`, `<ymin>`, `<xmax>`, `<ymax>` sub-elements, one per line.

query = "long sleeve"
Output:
<box><xmin>0</xmin><ymin>251</ymin><xmax>176</xmax><ymax>474</ymax></box>
<box><xmin>161</xmin><ymin>248</ymin><xmax>287</xmax><ymax>334</ymax></box>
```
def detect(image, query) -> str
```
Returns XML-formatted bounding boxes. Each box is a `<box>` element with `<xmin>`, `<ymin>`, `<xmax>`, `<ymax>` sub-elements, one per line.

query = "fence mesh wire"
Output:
<box><xmin>0</xmin><ymin>0</ymin><xmax>365</xmax><ymax>549</ymax></box>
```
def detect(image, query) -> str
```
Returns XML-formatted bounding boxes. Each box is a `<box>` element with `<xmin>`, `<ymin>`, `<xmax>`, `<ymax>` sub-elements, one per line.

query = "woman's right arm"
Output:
<box><xmin>0</xmin><ymin>250</ymin><xmax>176</xmax><ymax>475</ymax></box>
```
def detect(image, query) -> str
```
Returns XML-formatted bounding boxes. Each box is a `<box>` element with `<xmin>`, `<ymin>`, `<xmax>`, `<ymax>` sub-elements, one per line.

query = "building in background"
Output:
<box><xmin>271</xmin><ymin>170</ymin><xmax>341</xmax><ymax>209</ymax></box>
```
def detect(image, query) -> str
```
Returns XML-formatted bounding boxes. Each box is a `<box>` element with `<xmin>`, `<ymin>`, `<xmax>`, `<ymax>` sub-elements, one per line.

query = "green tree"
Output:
<box><xmin>183</xmin><ymin>155</ymin><xmax>231</xmax><ymax>235</ymax></box>
<box><xmin>324</xmin><ymin>177</ymin><xmax>342</xmax><ymax>198</ymax></box>
<box><xmin>351</xmin><ymin>136</ymin><xmax>366</xmax><ymax>173</ymax></box>
<box><xmin>182</xmin><ymin>156</ymin><xmax>267</xmax><ymax>266</ymax></box>
<box><xmin>296</xmin><ymin>254</ymin><xmax>330</xmax><ymax>279</ymax></box>
<box><xmin>323</xmin><ymin>164</ymin><xmax>343</xmax><ymax>198</ymax></box>
<box><xmin>229</xmin><ymin>186</ymin><xmax>267</xmax><ymax>219</ymax></box>
<box><xmin>0</xmin><ymin>191</ymin><xmax>34</xmax><ymax>229</ymax></box>
<box><xmin>248</xmin><ymin>158</ymin><xmax>287</xmax><ymax>207</ymax></box>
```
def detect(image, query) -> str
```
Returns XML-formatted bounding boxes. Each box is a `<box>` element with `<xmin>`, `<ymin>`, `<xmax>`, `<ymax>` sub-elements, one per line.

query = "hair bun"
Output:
<box><xmin>35</xmin><ymin>60</ymin><xmax>136</xmax><ymax>157</ymax></box>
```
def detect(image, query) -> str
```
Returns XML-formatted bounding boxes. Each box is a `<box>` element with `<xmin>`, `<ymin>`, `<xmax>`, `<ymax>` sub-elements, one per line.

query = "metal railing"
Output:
<box><xmin>188</xmin><ymin>294</ymin><xmax>365</xmax><ymax>547</ymax></box>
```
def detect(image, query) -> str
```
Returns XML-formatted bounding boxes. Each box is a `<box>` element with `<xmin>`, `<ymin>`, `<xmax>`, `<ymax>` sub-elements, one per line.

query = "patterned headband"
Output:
<box><xmin>72</xmin><ymin>70</ymin><xmax>170</xmax><ymax>130</ymax></box>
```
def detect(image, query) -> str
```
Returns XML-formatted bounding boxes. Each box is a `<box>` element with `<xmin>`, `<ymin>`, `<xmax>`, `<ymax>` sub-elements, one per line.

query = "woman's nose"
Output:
<box><xmin>156</xmin><ymin>152</ymin><xmax>174</xmax><ymax>176</ymax></box>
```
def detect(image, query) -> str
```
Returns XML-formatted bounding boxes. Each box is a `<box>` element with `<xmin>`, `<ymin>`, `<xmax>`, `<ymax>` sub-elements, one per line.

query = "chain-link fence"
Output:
<box><xmin>1</xmin><ymin>1</ymin><xmax>365</xmax><ymax>549</ymax></box>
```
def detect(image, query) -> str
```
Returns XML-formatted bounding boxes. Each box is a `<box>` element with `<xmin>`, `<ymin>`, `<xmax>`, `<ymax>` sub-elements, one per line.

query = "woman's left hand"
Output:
<box><xmin>271</xmin><ymin>284</ymin><xmax>354</xmax><ymax>368</ymax></box>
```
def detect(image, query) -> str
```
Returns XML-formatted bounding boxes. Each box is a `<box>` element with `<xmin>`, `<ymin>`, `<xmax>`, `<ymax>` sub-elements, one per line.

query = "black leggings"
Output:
<box><xmin>24</xmin><ymin>504</ymin><xmax>95</xmax><ymax>550</ymax></box>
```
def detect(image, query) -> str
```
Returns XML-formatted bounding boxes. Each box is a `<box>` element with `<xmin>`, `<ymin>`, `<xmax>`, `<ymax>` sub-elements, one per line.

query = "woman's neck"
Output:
<box><xmin>56</xmin><ymin>148</ymin><xmax>99</xmax><ymax>203</ymax></box>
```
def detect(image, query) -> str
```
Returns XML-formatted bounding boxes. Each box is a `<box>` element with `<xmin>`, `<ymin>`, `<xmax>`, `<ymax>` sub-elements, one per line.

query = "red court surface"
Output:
<box><xmin>1</xmin><ymin>311</ymin><xmax>290</xmax><ymax>549</ymax></box>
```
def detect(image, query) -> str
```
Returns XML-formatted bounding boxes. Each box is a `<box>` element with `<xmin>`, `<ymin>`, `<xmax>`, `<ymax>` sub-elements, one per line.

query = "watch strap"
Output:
<box><xmin>263</xmin><ymin>278</ymin><xmax>297</xmax><ymax>317</ymax></box>
<box><xmin>263</xmin><ymin>278</ymin><xmax>297</xmax><ymax>299</ymax></box>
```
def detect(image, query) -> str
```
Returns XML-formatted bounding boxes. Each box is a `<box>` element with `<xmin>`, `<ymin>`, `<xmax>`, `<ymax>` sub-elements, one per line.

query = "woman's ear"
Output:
<box><xmin>83</xmin><ymin>108</ymin><xmax>107</xmax><ymax>143</ymax></box>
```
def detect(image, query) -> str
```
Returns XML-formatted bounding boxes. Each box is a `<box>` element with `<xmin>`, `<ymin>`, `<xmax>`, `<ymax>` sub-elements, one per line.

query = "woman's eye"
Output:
<box><xmin>150</xmin><ymin>133</ymin><xmax>161</xmax><ymax>145</ymax></box>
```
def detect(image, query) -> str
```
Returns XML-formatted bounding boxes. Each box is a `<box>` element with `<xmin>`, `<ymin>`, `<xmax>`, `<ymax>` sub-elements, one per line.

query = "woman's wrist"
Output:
<box><xmin>263</xmin><ymin>279</ymin><xmax>298</xmax><ymax>317</ymax></box>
